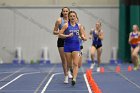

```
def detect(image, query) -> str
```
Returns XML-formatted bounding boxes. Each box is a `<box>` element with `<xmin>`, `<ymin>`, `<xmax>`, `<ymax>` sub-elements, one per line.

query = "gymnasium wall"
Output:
<box><xmin>0</xmin><ymin>0</ymin><xmax>119</xmax><ymax>7</ymax></box>
<box><xmin>0</xmin><ymin>1</ymin><xmax>119</xmax><ymax>63</ymax></box>
<box><xmin>0</xmin><ymin>7</ymin><xmax>119</xmax><ymax>63</ymax></box>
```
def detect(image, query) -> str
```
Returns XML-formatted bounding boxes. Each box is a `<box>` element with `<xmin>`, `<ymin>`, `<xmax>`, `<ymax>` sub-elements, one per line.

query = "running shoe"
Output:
<box><xmin>68</xmin><ymin>70</ymin><xmax>73</xmax><ymax>79</ymax></box>
<box><xmin>90</xmin><ymin>63</ymin><xmax>95</xmax><ymax>69</ymax></box>
<box><xmin>71</xmin><ymin>78</ymin><xmax>76</xmax><ymax>86</ymax></box>
<box><xmin>64</xmin><ymin>76</ymin><xmax>68</xmax><ymax>84</ymax></box>
<box><xmin>133</xmin><ymin>66</ymin><xmax>139</xmax><ymax>71</ymax></box>
<box><xmin>96</xmin><ymin>67</ymin><xmax>100</xmax><ymax>72</ymax></box>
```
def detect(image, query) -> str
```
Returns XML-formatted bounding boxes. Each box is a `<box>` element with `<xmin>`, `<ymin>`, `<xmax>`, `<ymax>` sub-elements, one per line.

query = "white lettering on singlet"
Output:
<box><xmin>69</xmin><ymin>30</ymin><xmax>79</xmax><ymax>35</ymax></box>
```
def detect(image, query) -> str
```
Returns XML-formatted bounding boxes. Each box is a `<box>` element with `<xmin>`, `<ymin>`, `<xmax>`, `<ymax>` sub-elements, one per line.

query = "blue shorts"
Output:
<box><xmin>64</xmin><ymin>45</ymin><xmax>80</xmax><ymax>53</ymax></box>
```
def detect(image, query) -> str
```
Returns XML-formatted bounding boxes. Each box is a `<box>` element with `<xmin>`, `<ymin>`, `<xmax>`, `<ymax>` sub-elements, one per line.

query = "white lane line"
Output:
<box><xmin>1</xmin><ymin>89</ymin><xmax>88</xmax><ymax>92</ymax></box>
<box><xmin>41</xmin><ymin>73</ymin><xmax>62</xmax><ymax>93</ymax></box>
<box><xmin>0</xmin><ymin>68</ymin><xmax>45</xmax><ymax>90</ymax></box>
<box><xmin>81</xmin><ymin>65</ymin><xmax>92</xmax><ymax>93</ymax></box>
<box><xmin>22</xmin><ymin>72</ymin><xmax>41</xmax><ymax>75</ymax></box>
<box><xmin>0</xmin><ymin>65</ymin><xmax>56</xmax><ymax>91</ymax></box>
<box><xmin>0</xmin><ymin>67</ymin><xmax>57</xmax><ymax>91</ymax></box>
<box><xmin>119</xmin><ymin>73</ymin><xmax>140</xmax><ymax>89</ymax></box>
<box><xmin>108</xmin><ymin>66</ymin><xmax>140</xmax><ymax>89</ymax></box>
<box><xmin>0</xmin><ymin>71</ymin><xmax>53</xmax><ymax>91</ymax></box>
<box><xmin>0</xmin><ymin>74</ymin><xmax>23</xmax><ymax>90</ymax></box>
<box><xmin>0</xmin><ymin>90</ymin><xmax>35</xmax><ymax>92</ymax></box>
<box><xmin>0</xmin><ymin>70</ymin><xmax>55</xmax><ymax>76</ymax></box>
<box><xmin>83</xmin><ymin>74</ymin><xmax>92</xmax><ymax>93</ymax></box>
<box><xmin>0</xmin><ymin>67</ymin><xmax>25</xmax><ymax>82</ymax></box>
<box><xmin>46</xmin><ymin>90</ymin><xmax>88</xmax><ymax>91</ymax></box>
<box><xmin>0</xmin><ymin>71</ymin><xmax>18</xmax><ymax>74</ymax></box>
<box><xmin>34</xmin><ymin>65</ymin><xmax>56</xmax><ymax>93</ymax></box>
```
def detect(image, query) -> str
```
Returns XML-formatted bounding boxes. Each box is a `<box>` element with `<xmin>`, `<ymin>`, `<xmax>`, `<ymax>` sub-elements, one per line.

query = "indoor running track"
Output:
<box><xmin>0</xmin><ymin>63</ymin><xmax>89</xmax><ymax>93</ymax></box>
<box><xmin>0</xmin><ymin>63</ymin><xmax>140</xmax><ymax>93</ymax></box>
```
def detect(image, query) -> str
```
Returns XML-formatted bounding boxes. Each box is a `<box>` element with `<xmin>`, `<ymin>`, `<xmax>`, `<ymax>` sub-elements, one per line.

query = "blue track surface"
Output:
<box><xmin>0</xmin><ymin>63</ymin><xmax>89</xmax><ymax>93</ymax></box>
<box><xmin>46</xmin><ymin>73</ymin><xmax>88</xmax><ymax>93</ymax></box>
<box><xmin>93</xmin><ymin>64</ymin><xmax>140</xmax><ymax>93</ymax></box>
<box><xmin>0</xmin><ymin>63</ymin><xmax>139</xmax><ymax>93</ymax></box>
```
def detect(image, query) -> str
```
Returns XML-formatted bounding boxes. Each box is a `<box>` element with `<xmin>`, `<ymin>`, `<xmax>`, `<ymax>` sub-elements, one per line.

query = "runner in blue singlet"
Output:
<box><xmin>59</xmin><ymin>11</ymin><xmax>87</xmax><ymax>86</ymax></box>
<box><xmin>89</xmin><ymin>21</ymin><xmax>104</xmax><ymax>72</ymax></box>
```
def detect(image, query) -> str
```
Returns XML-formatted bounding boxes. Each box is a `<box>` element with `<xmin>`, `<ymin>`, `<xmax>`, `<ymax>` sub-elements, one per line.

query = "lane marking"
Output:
<box><xmin>0</xmin><ymin>74</ymin><xmax>23</xmax><ymax>90</ymax></box>
<box><xmin>0</xmin><ymin>70</ymin><xmax>55</xmax><ymax>75</ymax></box>
<box><xmin>108</xmin><ymin>66</ymin><xmax>140</xmax><ymax>89</ymax></box>
<box><xmin>39</xmin><ymin>67</ymin><xmax>90</xmax><ymax>93</ymax></box>
<box><xmin>0</xmin><ymin>71</ymin><xmax>53</xmax><ymax>91</ymax></box>
<box><xmin>83</xmin><ymin>74</ymin><xmax>92</xmax><ymax>93</ymax></box>
<box><xmin>41</xmin><ymin>73</ymin><xmax>62</xmax><ymax>93</ymax></box>
<box><xmin>34</xmin><ymin>65</ymin><xmax>56</xmax><ymax>93</ymax></box>
<box><xmin>1</xmin><ymin>89</ymin><xmax>88</xmax><ymax>92</ymax></box>
<box><xmin>81</xmin><ymin>65</ymin><xmax>92</xmax><ymax>93</ymax></box>
<box><xmin>0</xmin><ymin>90</ymin><xmax>35</xmax><ymax>92</ymax></box>
<box><xmin>46</xmin><ymin>90</ymin><xmax>89</xmax><ymax>91</ymax></box>
<box><xmin>119</xmin><ymin>73</ymin><xmax>140</xmax><ymax>89</ymax></box>
<box><xmin>0</xmin><ymin>71</ymin><xmax>19</xmax><ymax>74</ymax></box>
<box><xmin>0</xmin><ymin>65</ymin><xmax>55</xmax><ymax>91</ymax></box>
<box><xmin>0</xmin><ymin>67</ymin><xmax>25</xmax><ymax>82</ymax></box>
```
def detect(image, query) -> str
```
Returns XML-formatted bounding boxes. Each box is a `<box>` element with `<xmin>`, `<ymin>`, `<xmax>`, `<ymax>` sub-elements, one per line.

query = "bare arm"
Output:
<box><xmin>128</xmin><ymin>32</ymin><xmax>133</xmax><ymax>44</ymax></box>
<box><xmin>53</xmin><ymin>18</ymin><xmax>60</xmax><ymax>35</ymax></box>
<box><xmin>98</xmin><ymin>31</ymin><xmax>104</xmax><ymax>40</ymax></box>
<box><xmin>59</xmin><ymin>23</ymin><xmax>73</xmax><ymax>38</ymax></box>
<box><xmin>79</xmin><ymin>24</ymin><xmax>87</xmax><ymax>41</ymax></box>
<box><xmin>89</xmin><ymin>29</ymin><xmax>93</xmax><ymax>39</ymax></box>
<box><xmin>138</xmin><ymin>32</ymin><xmax>140</xmax><ymax>37</ymax></box>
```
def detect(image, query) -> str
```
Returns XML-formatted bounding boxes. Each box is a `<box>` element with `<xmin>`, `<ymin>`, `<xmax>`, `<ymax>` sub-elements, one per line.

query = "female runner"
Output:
<box><xmin>53</xmin><ymin>7</ymin><xmax>72</xmax><ymax>84</ymax></box>
<box><xmin>89</xmin><ymin>21</ymin><xmax>104</xmax><ymax>72</ymax></box>
<box><xmin>129</xmin><ymin>24</ymin><xmax>140</xmax><ymax>70</ymax></box>
<box><xmin>59</xmin><ymin>11</ymin><xmax>87</xmax><ymax>85</ymax></box>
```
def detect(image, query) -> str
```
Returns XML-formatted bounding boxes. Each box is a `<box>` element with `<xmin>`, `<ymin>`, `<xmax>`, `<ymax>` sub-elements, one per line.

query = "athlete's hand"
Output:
<box><xmin>53</xmin><ymin>31</ymin><xmax>59</xmax><ymax>35</ymax></box>
<box><xmin>81</xmin><ymin>35</ymin><xmax>87</xmax><ymax>41</ymax></box>
<box><xmin>68</xmin><ymin>33</ymin><xmax>73</xmax><ymax>37</ymax></box>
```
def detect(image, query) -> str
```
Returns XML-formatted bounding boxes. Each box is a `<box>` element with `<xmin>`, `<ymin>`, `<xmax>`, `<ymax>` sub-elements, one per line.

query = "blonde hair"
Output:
<box><xmin>96</xmin><ymin>20</ymin><xmax>102</xmax><ymax>31</ymax></box>
<box><xmin>133</xmin><ymin>24</ymin><xmax>139</xmax><ymax>31</ymax></box>
<box><xmin>96</xmin><ymin>20</ymin><xmax>102</xmax><ymax>26</ymax></box>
